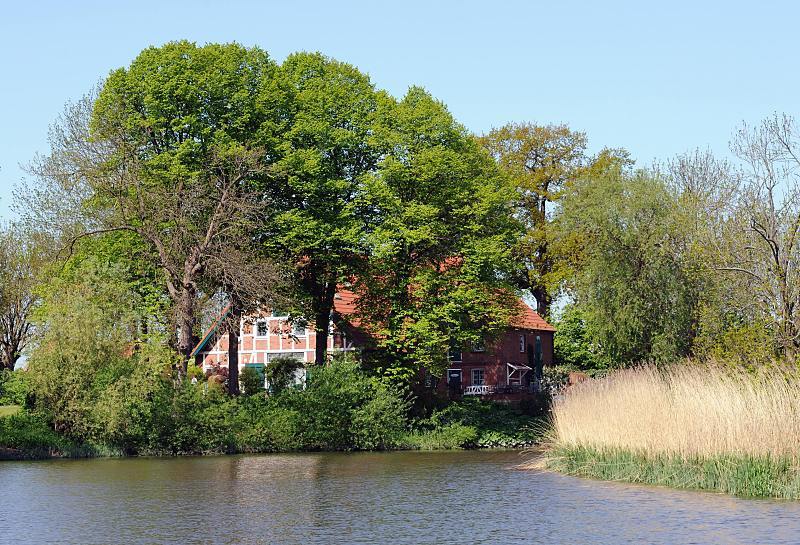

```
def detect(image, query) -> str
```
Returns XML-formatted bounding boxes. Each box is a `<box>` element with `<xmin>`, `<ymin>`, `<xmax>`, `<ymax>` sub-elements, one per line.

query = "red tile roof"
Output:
<box><xmin>333</xmin><ymin>288</ymin><xmax>554</xmax><ymax>332</ymax></box>
<box><xmin>509</xmin><ymin>299</ymin><xmax>556</xmax><ymax>331</ymax></box>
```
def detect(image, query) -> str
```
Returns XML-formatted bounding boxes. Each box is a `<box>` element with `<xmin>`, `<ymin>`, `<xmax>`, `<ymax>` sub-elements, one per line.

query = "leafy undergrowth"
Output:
<box><xmin>546</xmin><ymin>444</ymin><xmax>800</xmax><ymax>499</ymax></box>
<box><xmin>0</xmin><ymin>413</ymin><xmax>120</xmax><ymax>460</ymax></box>
<box><xmin>404</xmin><ymin>399</ymin><xmax>545</xmax><ymax>450</ymax></box>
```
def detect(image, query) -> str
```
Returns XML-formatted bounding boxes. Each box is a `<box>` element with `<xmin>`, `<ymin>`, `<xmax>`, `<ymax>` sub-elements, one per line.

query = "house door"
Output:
<box><xmin>447</xmin><ymin>369</ymin><xmax>462</xmax><ymax>393</ymax></box>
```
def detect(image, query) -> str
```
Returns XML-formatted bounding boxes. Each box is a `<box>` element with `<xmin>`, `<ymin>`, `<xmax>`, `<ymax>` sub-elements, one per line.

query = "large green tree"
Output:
<box><xmin>259</xmin><ymin>52</ymin><xmax>383</xmax><ymax>365</ymax></box>
<box><xmin>32</xmin><ymin>41</ymin><xmax>284</xmax><ymax>365</ymax></box>
<box><xmin>352</xmin><ymin>88</ymin><xmax>521</xmax><ymax>382</ymax></box>
<box><xmin>555</xmin><ymin>165</ymin><xmax>703</xmax><ymax>365</ymax></box>
<box><xmin>480</xmin><ymin>123</ymin><xmax>588</xmax><ymax>317</ymax></box>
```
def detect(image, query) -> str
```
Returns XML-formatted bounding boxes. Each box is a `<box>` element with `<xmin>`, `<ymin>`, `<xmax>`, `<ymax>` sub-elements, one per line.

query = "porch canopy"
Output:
<box><xmin>506</xmin><ymin>362</ymin><xmax>532</xmax><ymax>384</ymax></box>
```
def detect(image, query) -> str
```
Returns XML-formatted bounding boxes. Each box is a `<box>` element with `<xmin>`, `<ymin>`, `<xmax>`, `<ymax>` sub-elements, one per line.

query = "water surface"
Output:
<box><xmin>1</xmin><ymin>450</ymin><xmax>799</xmax><ymax>544</ymax></box>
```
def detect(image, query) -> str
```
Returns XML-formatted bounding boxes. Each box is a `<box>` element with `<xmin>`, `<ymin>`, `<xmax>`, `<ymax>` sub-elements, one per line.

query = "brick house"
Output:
<box><xmin>192</xmin><ymin>290</ymin><xmax>554</xmax><ymax>397</ymax></box>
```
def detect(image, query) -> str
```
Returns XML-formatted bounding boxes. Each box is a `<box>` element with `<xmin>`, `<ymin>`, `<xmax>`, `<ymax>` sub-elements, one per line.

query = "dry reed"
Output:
<box><xmin>550</xmin><ymin>363</ymin><xmax>800</xmax><ymax>462</ymax></box>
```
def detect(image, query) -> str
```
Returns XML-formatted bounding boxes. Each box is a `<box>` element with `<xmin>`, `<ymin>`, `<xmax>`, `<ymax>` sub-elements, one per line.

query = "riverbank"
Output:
<box><xmin>542</xmin><ymin>363</ymin><xmax>800</xmax><ymax>499</ymax></box>
<box><xmin>546</xmin><ymin>445</ymin><xmax>800</xmax><ymax>499</ymax></box>
<box><xmin>0</xmin><ymin>398</ymin><xmax>543</xmax><ymax>460</ymax></box>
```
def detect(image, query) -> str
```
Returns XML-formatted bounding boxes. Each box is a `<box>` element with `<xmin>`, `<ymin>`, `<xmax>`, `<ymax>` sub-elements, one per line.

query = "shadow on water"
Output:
<box><xmin>1</xmin><ymin>450</ymin><xmax>800</xmax><ymax>544</ymax></box>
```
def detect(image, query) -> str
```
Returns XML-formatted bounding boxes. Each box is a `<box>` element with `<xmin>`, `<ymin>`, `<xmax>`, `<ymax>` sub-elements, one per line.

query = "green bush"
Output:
<box><xmin>404</xmin><ymin>423</ymin><xmax>479</xmax><ymax>450</ymax></box>
<box><xmin>0</xmin><ymin>369</ymin><xmax>30</xmax><ymax>406</ymax></box>
<box><xmin>240</xmin><ymin>366</ymin><xmax>264</xmax><ymax>396</ymax></box>
<box><xmin>351</xmin><ymin>385</ymin><xmax>409</xmax><ymax>450</ymax></box>
<box><xmin>0</xmin><ymin>412</ymin><xmax>82</xmax><ymax>458</ymax></box>
<box><xmin>407</xmin><ymin>398</ymin><xmax>543</xmax><ymax>449</ymax></box>
<box><xmin>278</xmin><ymin>357</ymin><xmax>409</xmax><ymax>450</ymax></box>
<box><xmin>265</xmin><ymin>356</ymin><xmax>303</xmax><ymax>395</ymax></box>
<box><xmin>235</xmin><ymin>398</ymin><xmax>303</xmax><ymax>452</ymax></box>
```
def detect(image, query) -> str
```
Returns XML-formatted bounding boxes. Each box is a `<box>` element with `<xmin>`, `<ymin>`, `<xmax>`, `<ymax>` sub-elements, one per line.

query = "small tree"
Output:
<box><xmin>239</xmin><ymin>366</ymin><xmax>264</xmax><ymax>396</ymax></box>
<box><xmin>265</xmin><ymin>356</ymin><xmax>303</xmax><ymax>396</ymax></box>
<box><xmin>0</xmin><ymin>224</ymin><xmax>52</xmax><ymax>370</ymax></box>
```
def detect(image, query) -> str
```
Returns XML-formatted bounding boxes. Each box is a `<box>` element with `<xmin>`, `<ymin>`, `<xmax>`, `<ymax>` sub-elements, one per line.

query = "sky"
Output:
<box><xmin>1</xmin><ymin>0</ymin><xmax>799</xmax><ymax>219</ymax></box>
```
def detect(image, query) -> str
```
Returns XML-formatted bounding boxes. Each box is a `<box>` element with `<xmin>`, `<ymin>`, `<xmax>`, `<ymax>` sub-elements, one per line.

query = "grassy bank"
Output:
<box><xmin>405</xmin><ymin>399</ymin><xmax>543</xmax><ymax>450</ymax></box>
<box><xmin>1</xmin><ymin>360</ymin><xmax>541</xmax><ymax>459</ymax></box>
<box><xmin>541</xmin><ymin>364</ymin><xmax>800</xmax><ymax>499</ymax></box>
<box><xmin>1</xmin><ymin>401</ymin><xmax>541</xmax><ymax>460</ymax></box>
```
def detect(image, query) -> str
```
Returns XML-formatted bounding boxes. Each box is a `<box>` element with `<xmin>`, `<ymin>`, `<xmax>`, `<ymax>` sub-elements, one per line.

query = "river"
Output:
<box><xmin>1</xmin><ymin>450</ymin><xmax>799</xmax><ymax>544</ymax></box>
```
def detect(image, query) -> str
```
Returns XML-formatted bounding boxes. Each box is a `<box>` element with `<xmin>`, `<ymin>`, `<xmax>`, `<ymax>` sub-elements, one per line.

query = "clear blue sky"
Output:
<box><xmin>1</xmin><ymin>0</ymin><xmax>798</xmax><ymax>219</ymax></box>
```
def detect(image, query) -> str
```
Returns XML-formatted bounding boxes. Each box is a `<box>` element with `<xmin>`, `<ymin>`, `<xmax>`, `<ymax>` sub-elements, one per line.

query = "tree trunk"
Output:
<box><xmin>532</xmin><ymin>285</ymin><xmax>551</xmax><ymax>318</ymax></box>
<box><xmin>176</xmin><ymin>285</ymin><xmax>198</xmax><ymax>373</ymax></box>
<box><xmin>313</xmin><ymin>282</ymin><xmax>337</xmax><ymax>366</ymax></box>
<box><xmin>0</xmin><ymin>346</ymin><xmax>15</xmax><ymax>371</ymax></box>
<box><xmin>227</xmin><ymin>310</ymin><xmax>240</xmax><ymax>396</ymax></box>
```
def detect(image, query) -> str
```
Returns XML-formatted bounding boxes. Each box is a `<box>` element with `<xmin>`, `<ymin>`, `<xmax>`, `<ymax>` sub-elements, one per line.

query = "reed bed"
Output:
<box><xmin>542</xmin><ymin>363</ymin><xmax>800</xmax><ymax>498</ymax></box>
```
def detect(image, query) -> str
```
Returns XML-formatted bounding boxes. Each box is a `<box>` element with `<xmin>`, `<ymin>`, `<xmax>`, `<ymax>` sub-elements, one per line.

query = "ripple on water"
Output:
<box><xmin>1</xmin><ymin>450</ymin><xmax>799</xmax><ymax>545</ymax></box>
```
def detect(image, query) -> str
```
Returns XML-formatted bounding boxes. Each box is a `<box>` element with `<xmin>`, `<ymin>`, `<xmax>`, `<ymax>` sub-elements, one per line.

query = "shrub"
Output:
<box><xmin>0</xmin><ymin>369</ymin><xmax>30</xmax><ymax>406</ymax></box>
<box><xmin>265</xmin><ymin>356</ymin><xmax>303</xmax><ymax>395</ymax></box>
<box><xmin>235</xmin><ymin>398</ymin><xmax>303</xmax><ymax>452</ymax></box>
<box><xmin>407</xmin><ymin>398</ymin><xmax>542</xmax><ymax>449</ymax></box>
<box><xmin>351</xmin><ymin>385</ymin><xmax>409</xmax><ymax>450</ymax></box>
<box><xmin>279</xmin><ymin>357</ymin><xmax>408</xmax><ymax>450</ymax></box>
<box><xmin>239</xmin><ymin>366</ymin><xmax>264</xmax><ymax>396</ymax></box>
<box><xmin>404</xmin><ymin>423</ymin><xmax>479</xmax><ymax>450</ymax></box>
<box><xmin>0</xmin><ymin>412</ymin><xmax>77</xmax><ymax>458</ymax></box>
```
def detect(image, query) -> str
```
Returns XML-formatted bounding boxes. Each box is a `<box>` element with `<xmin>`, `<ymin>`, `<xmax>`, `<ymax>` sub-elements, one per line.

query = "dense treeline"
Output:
<box><xmin>1</xmin><ymin>40</ymin><xmax>799</xmax><ymax>454</ymax></box>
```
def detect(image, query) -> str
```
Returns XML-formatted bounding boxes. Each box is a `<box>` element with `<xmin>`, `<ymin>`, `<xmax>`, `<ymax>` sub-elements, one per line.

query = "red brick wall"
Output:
<box><xmin>444</xmin><ymin>328</ymin><xmax>554</xmax><ymax>388</ymax></box>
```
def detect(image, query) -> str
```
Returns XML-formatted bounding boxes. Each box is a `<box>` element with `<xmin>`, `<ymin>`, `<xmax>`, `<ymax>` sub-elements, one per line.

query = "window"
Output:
<box><xmin>256</xmin><ymin>320</ymin><xmax>268</xmax><ymax>337</ymax></box>
<box><xmin>519</xmin><ymin>334</ymin><xmax>526</xmax><ymax>353</ymax></box>
<box><xmin>471</xmin><ymin>368</ymin><xmax>485</xmax><ymax>386</ymax></box>
<box><xmin>447</xmin><ymin>369</ymin><xmax>462</xmax><ymax>386</ymax></box>
<box><xmin>472</xmin><ymin>341</ymin><xmax>485</xmax><ymax>352</ymax></box>
<box><xmin>448</xmin><ymin>348</ymin><xmax>462</xmax><ymax>362</ymax></box>
<box><xmin>292</xmin><ymin>320</ymin><xmax>307</xmax><ymax>336</ymax></box>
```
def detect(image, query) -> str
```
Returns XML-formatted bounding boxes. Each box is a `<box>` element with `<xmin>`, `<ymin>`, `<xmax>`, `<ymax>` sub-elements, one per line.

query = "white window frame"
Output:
<box><xmin>292</xmin><ymin>320</ymin><xmax>307</xmax><ymax>337</ymax></box>
<box><xmin>446</xmin><ymin>368</ymin><xmax>462</xmax><ymax>385</ymax></box>
<box><xmin>471</xmin><ymin>368</ymin><xmax>485</xmax><ymax>386</ymax></box>
<box><xmin>519</xmin><ymin>334</ymin><xmax>526</xmax><ymax>353</ymax></box>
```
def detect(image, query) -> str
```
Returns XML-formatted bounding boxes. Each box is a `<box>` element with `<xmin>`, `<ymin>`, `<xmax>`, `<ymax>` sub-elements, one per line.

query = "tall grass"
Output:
<box><xmin>542</xmin><ymin>363</ymin><xmax>800</xmax><ymax>498</ymax></box>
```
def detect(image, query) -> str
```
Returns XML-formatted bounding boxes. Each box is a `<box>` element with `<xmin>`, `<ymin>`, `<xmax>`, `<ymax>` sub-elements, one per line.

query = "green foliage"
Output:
<box><xmin>554</xmin><ymin>167</ymin><xmax>703</xmax><ymax>365</ymax></box>
<box><xmin>0</xmin><ymin>412</ymin><xmax>90</xmax><ymax>459</ymax></box>
<box><xmin>0</xmin><ymin>405</ymin><xmax>20</xmax><ymax>417</ymax></box>
<box><xmin>547</xmin><ymin>445</ymin><xmax>800</xmax><ymax>500</ymax></box>
<box><xmin>0</xmin><ymin>369</ymin><xmax>30</xmax><ymax>406</ymax></box>
<box><xmin>239</xmin><ymin>366</ymin><xmax>264</xmax><ymax>396</ymax></box>
<box><xmin>27</xmin><ymin>258</ymin><xmax>146</xmax><ymax>438</ymax></box>
<box><xmin>356</xmin><ymin>89</ymin><xmax>522</xmax><ymax>382</ymax></box>
<box><xmin>406</xmin><ymin>399</ymin><xmax>542</xmax><ymax>449</ymax></box>
<box><xmin>259</xmin><ymin>52</ymin><xmax>384</xmax><ymax>363</ymax></box>
<box><xmin>265</xmin><ymin>356</ymin><xmax>303</xmax><ymax>395</ymax></box>
<box><xmin>479</xmin><ymin>123</ymin><xmax>590</xmax><ymax>315</ymax></box>
<box><xmin>403</xmin><ymin>423</ymin><xmax>479</xmax><ymax>450</ymax></box>
<box><xmin>277</xmin><ymin>357</ymin><xmax>409</xmax><ymax>450</ymax></box>
<box><xmin>93</xmin><ymin>41</ymin><xmax>281</xmax><ymax>175</ymax></box>
<box><xmin>553</xmin><ymin>304</ymin><xmax>609</xmax><ymax>371</ymax></box>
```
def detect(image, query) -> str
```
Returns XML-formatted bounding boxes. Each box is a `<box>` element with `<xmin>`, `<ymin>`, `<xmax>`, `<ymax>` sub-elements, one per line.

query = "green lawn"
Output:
<box><xmin>0</xmin><ymin>405</ymin><xmax>21</xmax><ymax>418</ymax></box>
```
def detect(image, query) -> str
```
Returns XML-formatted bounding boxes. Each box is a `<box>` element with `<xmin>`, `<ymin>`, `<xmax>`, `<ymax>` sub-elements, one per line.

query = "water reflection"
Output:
<box><xmin>1</xmin><ymin>450</ymin><xmax>799</xmax><ymax>544</ymax></box>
